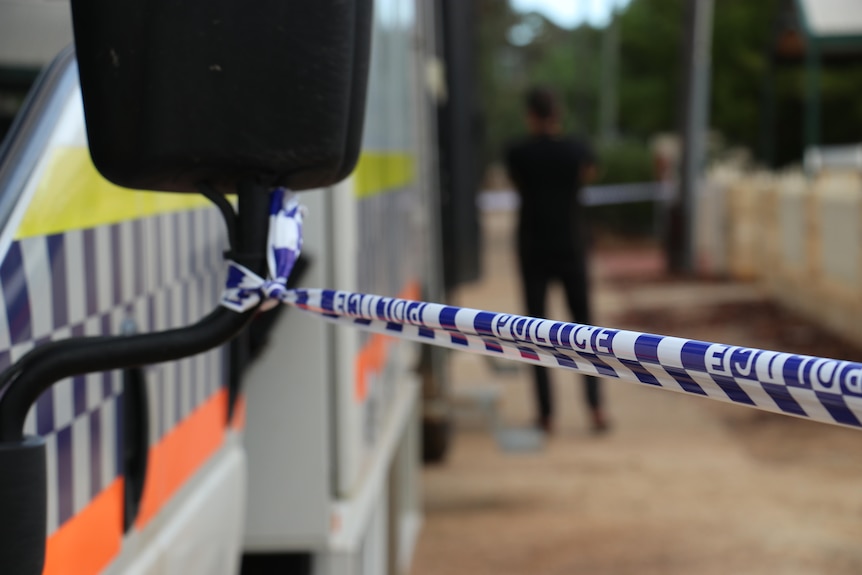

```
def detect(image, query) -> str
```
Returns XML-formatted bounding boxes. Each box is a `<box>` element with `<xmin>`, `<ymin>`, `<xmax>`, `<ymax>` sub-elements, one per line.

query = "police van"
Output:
<box><xmin>0</xmin><ymin>0</ymin><xmax>480</xmax><ymax>573</ymax></box>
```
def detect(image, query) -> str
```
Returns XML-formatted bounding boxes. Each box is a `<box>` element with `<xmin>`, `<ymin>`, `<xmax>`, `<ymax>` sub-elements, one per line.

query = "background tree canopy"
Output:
<box><xmin>478</xmin><ymin>0</ymin><xmax>862</xmax><ymax>183</ymax></box>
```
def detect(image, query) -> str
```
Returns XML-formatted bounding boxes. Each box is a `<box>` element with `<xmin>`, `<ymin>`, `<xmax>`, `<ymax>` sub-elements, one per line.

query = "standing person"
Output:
<box><xmin>504</xmin><ymin>86</ymin><xmax>608</xmax><ymax>435</ymax></box>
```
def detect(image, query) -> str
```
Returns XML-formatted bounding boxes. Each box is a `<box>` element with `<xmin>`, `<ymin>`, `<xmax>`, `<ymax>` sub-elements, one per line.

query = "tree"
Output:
<box><xmin>476</xmin><ymin>1</ymin><xmax>604</xmax><ymax>170</ymax></box>
<box><xmin>477</xmin><ymin>0</ymin><xmax>858</xmax><ymax>175</ymax></box>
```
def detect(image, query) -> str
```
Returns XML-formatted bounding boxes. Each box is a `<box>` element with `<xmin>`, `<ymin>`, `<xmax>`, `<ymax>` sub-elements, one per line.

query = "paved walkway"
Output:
<box><xmin>410</xmin><ymin>211</ymin><xmax>862</xmax><ymax>575</ymax></box>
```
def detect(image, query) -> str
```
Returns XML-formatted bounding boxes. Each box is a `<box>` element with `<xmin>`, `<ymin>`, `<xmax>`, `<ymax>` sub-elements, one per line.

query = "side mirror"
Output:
<box><xmin>70</xmin><ymin>0</ymin><xmax>373</xmax><ymax>194</ymax></box>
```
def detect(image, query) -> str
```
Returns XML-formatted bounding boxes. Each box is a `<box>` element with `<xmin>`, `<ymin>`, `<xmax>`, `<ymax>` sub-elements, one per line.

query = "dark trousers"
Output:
<box><xmin>518</xmin><ymin>249</ymin><xmax>601</xmax><ymax>423</ymax></box>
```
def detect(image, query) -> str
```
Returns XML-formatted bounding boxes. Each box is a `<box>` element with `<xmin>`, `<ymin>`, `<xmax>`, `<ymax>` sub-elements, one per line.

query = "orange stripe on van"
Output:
<box><xmin>354</xmin><ymin>281</ymin><xmax>421</xmax><ymax>402</ymax></box>
<box><xmin>136</xmin><ymin>388</ymin><xmax>228</xmax><ymax>528</ymax></box>
<box><xmin>399</xmin><ymin>281</ymin><xmax>421</xmax><ymax>303</ymax></box>
<box><xmin>43</xmin><ymin>478</ymin><xmax>124</xmax><ymax>575</ymax></box>
<box><xmin>355</xmin><ymin>333</ymin><xmax>389</xmax><ymax>401</ymax></box>
<box><xmin>231</xmin><ymin>395</ymin><xmax>247</xmax><ymax>430</ymax></box>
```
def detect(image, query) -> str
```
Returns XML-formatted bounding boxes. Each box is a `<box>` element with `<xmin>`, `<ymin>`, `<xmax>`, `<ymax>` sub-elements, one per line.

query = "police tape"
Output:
<box><xmin>478</xmin><ymin>182</ymin><xmax>671</xmax><ymax>212</ymax></box>
<box><xmin>280</xmin><ymin>288</ymin><xmax>862</xmax><ymax>430</ymax></box>
<box><xmin>220</xmin><ymin>190</ymin><xmax>862</xmax><ymax>430</ymax></box>
<box><xmin>221</xmin><ymin>188</ymin><xmax>306</xmax><ymax>313</ymax></box>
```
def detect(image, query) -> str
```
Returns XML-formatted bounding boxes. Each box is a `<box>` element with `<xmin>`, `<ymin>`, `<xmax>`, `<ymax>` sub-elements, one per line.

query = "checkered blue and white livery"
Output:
<box><xmin>0</xmin><ymin>206</ymin><xmax>228</xmax><ymax>537</ymax></box>
<box><xmin>222</xmin><ymin>189</ymin><xmax>862</xmax><ymax>432</ymax></box>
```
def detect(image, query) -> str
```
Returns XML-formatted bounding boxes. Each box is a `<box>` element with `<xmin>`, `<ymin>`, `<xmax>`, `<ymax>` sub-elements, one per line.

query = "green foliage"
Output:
<box><xmin>595</xmin><ymin>139</ymin><xmax>654</xmax><ymax>185</ymax></box>
<box><xmin>478</xmin><ymin>0</ymin><xmax>862</xmax><ymax>179</ymax></box>
<box><xmin>616</xmin><ymin>0</ymin><xmax>684</xmax><ymax>139</ymax></box>
<box><xmin>709</xmin><ymin>0</ymin><xmax>776</xmax><ymax>161</ymax></box>
<box><xmin>588</xmin><ymin>139</ymin><xmax>657</xmax><ymax>237</ymax></box>
<box><xmin>476</xmin><ymin>0</ymin><xmax>604</xmax><ymax>167</ymax></box>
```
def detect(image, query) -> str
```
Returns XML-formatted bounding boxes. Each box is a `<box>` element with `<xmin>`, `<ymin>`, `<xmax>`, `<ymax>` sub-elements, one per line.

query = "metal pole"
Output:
<box><xmin>677</xmin><ymin>0</ymin><xmax>714</xmax><ymax>272</ymax></box>
<box><xmin>598</xmin><ymin>1</ymin><xmax>619</xmax><ymax>144</ymax></box>
<box><xmin>758</xmin><ymin>54</ymin><xmax>776</xmax><ymax>168</ymax></box>
<box><xmin>805</xmin><ymin>37</ymin><xmax>821</xmax><ymax>152</ymax></box>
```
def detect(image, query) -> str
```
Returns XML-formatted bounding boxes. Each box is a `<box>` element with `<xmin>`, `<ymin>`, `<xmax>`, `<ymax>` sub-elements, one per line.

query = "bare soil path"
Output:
<box><xmin>411</xmin><ymin>211</ymin><xmax>862</xmax><ymax>575</ymax></box>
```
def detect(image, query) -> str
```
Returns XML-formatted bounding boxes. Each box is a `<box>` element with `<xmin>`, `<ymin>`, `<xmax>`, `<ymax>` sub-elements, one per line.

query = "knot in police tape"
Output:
<box><xmin>221</xmin><ymin>188</ymin><xmax>305</xmax><ymax>313</ymax></box>
<box><xmin>221</xmin><ymin>190</ymin><xmax>862</xmax><ymax>432</ymax></box>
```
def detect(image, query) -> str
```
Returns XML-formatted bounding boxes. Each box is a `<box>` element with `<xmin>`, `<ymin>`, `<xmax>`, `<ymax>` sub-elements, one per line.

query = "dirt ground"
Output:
<box><xmin>410</xmin><ymin>211</ymin><xmax>862</xmax><ymax>575</ymax></box>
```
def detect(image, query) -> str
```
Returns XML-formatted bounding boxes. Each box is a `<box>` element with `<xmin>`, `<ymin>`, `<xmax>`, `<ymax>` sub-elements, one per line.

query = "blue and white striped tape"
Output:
<box><xmin>222</xmin><ymin>190</ymin><xmax>862</xmax><ymax>430</ymax></box>
<box><xmin>221</xmin><ymin>188</ymin><xmax>305</xmax><ymax>313</ymax></box>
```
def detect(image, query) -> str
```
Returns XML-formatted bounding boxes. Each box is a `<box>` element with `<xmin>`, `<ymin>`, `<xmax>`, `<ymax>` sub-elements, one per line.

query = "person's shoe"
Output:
<box><xmin>590</xmin><ymin>410</ymin><xmax>610</xmax><ymax>435</ymax></box>
<box><xmin>536</xmin><ymin>417</ymin><xmax>554</xmax><ymax>435</ymax></box>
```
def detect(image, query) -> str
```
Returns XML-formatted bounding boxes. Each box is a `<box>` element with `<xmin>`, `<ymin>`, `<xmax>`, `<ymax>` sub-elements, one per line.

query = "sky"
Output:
<box><xmin>510</xmin><ymin>0</ymin><xmax>632</xmax><ymax>28</ymax></box>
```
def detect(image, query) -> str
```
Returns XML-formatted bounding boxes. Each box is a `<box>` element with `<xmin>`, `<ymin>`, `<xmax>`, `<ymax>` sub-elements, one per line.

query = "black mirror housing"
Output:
<box><xmin>70</xmin><ymin>0</ymin><xmax>373</xmax><ymax>194</ymax></box>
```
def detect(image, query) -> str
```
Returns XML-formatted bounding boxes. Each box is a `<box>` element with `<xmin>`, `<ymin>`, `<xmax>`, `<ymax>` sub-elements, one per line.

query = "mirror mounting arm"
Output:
<box><xmin>198</xmin><ymin>182</ymin><xmax>239</xmax><ymax>253</ymax></box>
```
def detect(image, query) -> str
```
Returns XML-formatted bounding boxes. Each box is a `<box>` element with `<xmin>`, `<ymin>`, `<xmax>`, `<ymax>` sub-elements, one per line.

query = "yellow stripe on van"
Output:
<box><xmin>16</xmin><ymin>147</ymin><xmax>210</xmax><ymax>239</ymax></box>
<box><xmin>16</xmin><ymin>147</ymin><xmax>416</xmax><ymax>238</ymax></box>
<box><xmin>353</xmin><ymin>153</ymin><xmax>415</xmax><ymax>199</ymax></box>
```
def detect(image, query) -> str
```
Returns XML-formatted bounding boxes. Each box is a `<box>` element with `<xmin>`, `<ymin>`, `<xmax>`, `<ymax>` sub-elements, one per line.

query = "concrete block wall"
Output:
<box><xmin>766</xmin><ymin>172</ymin><xmax>821</xmax><ymax>338</ymax></box>
<box><xmin>704</xmin><ymin>168</ymin><xmax>862</xmax><ymax>347</ymax></box>
<box><xmin>727</xmin><ymin>172</ymin><xmax>775</xmax><ymax>281</ymax></box>
<box><xmin>807</xmin><ymin>172</ymin><xmax>862</xmax><ymax>345</ymax></box>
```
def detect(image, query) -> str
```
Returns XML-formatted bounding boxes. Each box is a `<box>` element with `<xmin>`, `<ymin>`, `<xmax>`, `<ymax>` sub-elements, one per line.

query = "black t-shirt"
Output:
<box><xmin>504</xmin><ymin>134</ymin><xmax>595</xmax><ymax>257</ymax></box>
